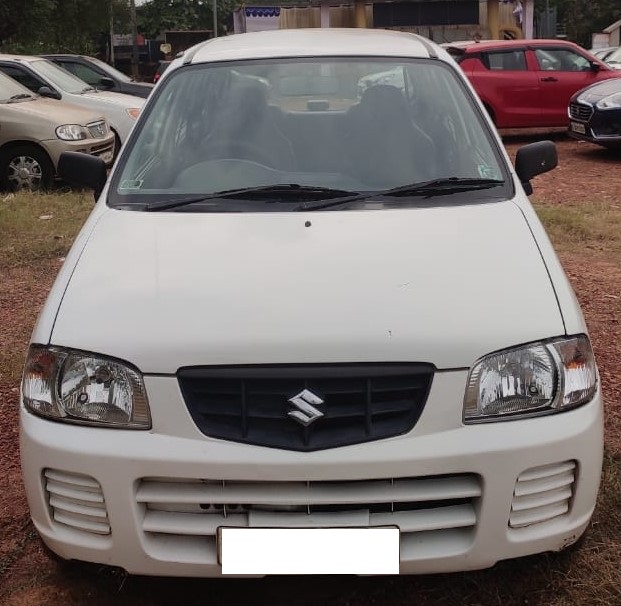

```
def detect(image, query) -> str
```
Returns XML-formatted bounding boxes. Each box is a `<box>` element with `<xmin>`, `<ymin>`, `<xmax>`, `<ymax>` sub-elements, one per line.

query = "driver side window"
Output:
<box><xmin>535</xmin><ymin>48</ymin><xmax>591</xmax><ymax>71</ymax></box>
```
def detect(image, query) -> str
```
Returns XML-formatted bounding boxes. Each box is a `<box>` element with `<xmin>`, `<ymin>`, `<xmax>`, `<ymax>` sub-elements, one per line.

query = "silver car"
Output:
<box><xmin>0</xmin><ymin>71</ymin><xmax>114</xmax><ymax>190</ymax></box>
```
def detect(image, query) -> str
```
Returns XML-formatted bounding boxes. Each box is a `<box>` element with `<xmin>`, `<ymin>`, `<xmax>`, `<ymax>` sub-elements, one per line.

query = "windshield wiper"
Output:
<box><xmin>144</xmin><ymin>184</ymin><xmax>356</xmax><ymax>212</ymax></box>
<box><xmin>7</xmin><ymin>93</ymin><xmax>34</xmax><ymax>102</ymax></box>
<box><xmin>295</xmin><ymin>178</ymin><xmax>505</xmax><ymax>211</ymax></box>
<box><xmin>81</xmin><ymin>86</ymin><xmax>96</xmax><ymax>93</ymax></box>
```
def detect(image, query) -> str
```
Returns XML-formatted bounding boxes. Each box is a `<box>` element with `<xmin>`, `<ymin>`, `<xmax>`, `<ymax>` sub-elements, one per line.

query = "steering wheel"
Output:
<box><xmin>206</xmin><ymin>141</ymin><xmax>278</xmax><ymax>168</ymax></box>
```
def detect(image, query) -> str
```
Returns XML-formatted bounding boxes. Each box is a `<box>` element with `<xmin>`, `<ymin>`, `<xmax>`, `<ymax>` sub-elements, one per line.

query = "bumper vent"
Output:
<box><xmin>569</xmin><ymin>103</ymin><xmax>593</xmax><ymax>121</ymax></box>
<box><xmin>44</xmin><ymin>469</ymin><xmax>111</xmax><ymax>535</ymax></box>
<box><xmin>178</xmin><ymin>364</ymin><xmax>434</xmax><ymax>451</ymax></box>
<box><xmin>137</xmin><ymin>474</ymin><xmax>480</xmax><ymax>562</ymax></box>
<box><xmin>509</xmin><ymin>461</ymin><xmax>576</xmax><ymax>529</ymax></box>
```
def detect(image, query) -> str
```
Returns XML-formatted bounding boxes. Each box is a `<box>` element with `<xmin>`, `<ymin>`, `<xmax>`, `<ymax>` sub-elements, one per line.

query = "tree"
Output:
<box><xmin>137</xmin><ymin>0</ymin><xmax>238</xmax><ymax>39</ymax></box>
<box><xmin>0</xmin><ymin>0</ymin><xmax>55</xmax><ymax>47</ymax></box>
<box><xmin>536</xmin><ymin>0</ymin><xmax>621</xmax><ymax>46</ymax></box>
<box><xmin>0</xmin><ymin>0</ymin><xmax>131</xmax><ymax>55</ymax></box>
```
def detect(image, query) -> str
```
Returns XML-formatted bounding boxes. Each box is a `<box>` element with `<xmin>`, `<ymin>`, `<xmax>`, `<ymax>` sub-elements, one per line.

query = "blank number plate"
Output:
<box><xmin>218</xmin><ymin>527</ymin><xmax>399</xmax><ymax>575</ymax></box>
<box><xmin>570</xmin><ymin>122</ymin><xmax>586</xmax><ymax>134</ymax></box>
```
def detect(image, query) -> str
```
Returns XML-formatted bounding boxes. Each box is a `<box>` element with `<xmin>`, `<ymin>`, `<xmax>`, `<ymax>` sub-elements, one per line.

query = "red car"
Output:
<box><xmin>445</xmin><ymin>39</ymin><xmax>621</xmax><ymax>128</ymax></box>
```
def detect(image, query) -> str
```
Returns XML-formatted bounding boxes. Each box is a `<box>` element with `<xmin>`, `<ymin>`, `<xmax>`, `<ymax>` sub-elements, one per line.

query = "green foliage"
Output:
<box><xmin>0</xmin><ymin>0</ymin><xmax>131</xmax><ymax>55</ymax></box>
<box><xmin>0</xmin><ymin>0</ymin><xmax>55</xmax><ymax>47</ymax></box>
<box><xmin>137</xmin><ymin>0</ymin><xmax>238</xmax><ymax>39</ymax></box>
<box><xmin>536</xmin><ymin>0</ymin><xmax>621</xmax><ymax>46</ymax></box>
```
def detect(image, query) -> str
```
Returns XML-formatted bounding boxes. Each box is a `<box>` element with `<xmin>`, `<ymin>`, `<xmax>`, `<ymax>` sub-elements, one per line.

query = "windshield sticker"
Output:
<box><xmin>119</xmin><ymin>179</ymin><xmax>144</xmax><ymax>190</ymax></box>
<box><xmin>477</xmin><ymin>165</ymin><xmax>496</xmax><ymax>179</ymax></box>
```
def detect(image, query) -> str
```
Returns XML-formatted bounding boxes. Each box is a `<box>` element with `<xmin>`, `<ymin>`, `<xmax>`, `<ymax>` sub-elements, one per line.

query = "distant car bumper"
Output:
<box><xmin>44</xmin><ymin>135</ymin><xmax>115</xmax><ymax>170</ymax></box>
<box><xmin>568</xmin><ymin>106</ymin><xmax>621</xmax><ymax>147</ymax></box>
<box><xmin>20</xmin><ymin>371</ymin><xmax>604</xmax><ymax>578</ymax></box>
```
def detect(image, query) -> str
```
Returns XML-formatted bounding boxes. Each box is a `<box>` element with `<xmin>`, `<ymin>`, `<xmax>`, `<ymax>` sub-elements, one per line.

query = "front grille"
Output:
<box><xmin>137</xmin><ymin>474</ymin><xmax>480</xmax><ymax>563</ymax></box>
<box><xmin>569</xmin><ymin>102</ymin><xmax>593</xmax><ymax>121</ymax></box>
<box><xmin>509</xmin><ymin>461</ymin><xmax>575</xmax><ymax>528</ymax></box>
<box><xmin>86</xmin><ymin>120</ymin><xmax>109</xmax><ymax>139</ymax></box>
<box><xmin>178</xmin><ymin>364</ymin><xmax>434</xmax><ymax>451</ymax></box>
<box><xmin>44</xmin><ymin>469</ymin><xmax>110</xmax><ymax>535</ymax></box>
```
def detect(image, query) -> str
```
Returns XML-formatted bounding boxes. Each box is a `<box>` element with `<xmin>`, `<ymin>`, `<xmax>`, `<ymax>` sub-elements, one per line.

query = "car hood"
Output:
<box><xmin>81</xmin><ymin>89</ymin><xmax>144</xmax><ymax>107</ymax></box>
<box><xmin>573</xmin><ymin>78</ymin><xmax>621</xmax><ymax>102</ymax></box>
<box><xmin>51</xmin><ymin>201</ymin><xmax>564</xmax><ymax>373</ymax></box>
<box><xmin>1</xmin><ymin>96</ymin><xmax>104</xmax><ymax>126</ymax></box>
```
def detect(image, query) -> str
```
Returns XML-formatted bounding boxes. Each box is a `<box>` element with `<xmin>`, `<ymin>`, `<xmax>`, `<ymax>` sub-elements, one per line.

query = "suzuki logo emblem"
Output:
<box><xmin>287</xmin><ymin>389</ymin><xmax>324</xmax><ymax>427</ymax></box>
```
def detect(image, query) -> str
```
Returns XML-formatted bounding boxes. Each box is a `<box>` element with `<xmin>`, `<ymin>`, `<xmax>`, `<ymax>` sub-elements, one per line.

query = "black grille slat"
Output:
<box><xmin>569</xmin><ymin>102</ymin><xmax>593</xmax><ymax>121</ymax></box>
<box><xmin>178</xmin><ymin>364</ymin><xmax>434</xmax><ymax>451</ymax></box>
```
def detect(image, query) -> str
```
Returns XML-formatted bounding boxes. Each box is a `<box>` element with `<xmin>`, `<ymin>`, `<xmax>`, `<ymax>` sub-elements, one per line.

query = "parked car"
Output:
<box><xmin>0</xmin><ymin>55</ymin><xmax>144</xmax><ymax>146</ymax></box>
<box><xmin>24</xmin><ymin>28</ymin><xmax>601</xmax><ymax>578</ymax></box>
<box><xmin>591</xmin><ymin>46</ymin><xmax>619</xmax><ymax>62</ymax></box>
<box><xmin>153</xmin><ymin>59</ymin><xmax>171</xmax><ymax>83</ymax></box>
<box><xmin>568</xmin><ymin>78</ymin><xmax>621</xmax><ymax>148</ymax></box>
<box><xmin>41</xmin><ymin>54</ymin><xmax>154</xmax><ymax>98</ymax></box>
<box><xmin>444</xmin><ymin>39</ymin><xmax>621</xmax><ymax>128</ymax></box>
<box><xmin>0</xmin><ymin>70</ymin><xmax>114</xmax><ymax>190</ymax></box>
<box><xmin>599</xmin><ymin>46</ymin><xmax>621</xmax><ymax>69</ymax></box>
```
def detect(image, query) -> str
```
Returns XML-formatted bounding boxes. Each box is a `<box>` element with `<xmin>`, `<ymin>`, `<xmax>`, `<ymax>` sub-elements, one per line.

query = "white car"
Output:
<box><xmin>0</xmin><ymin>55</ymin><xmax>143</xmax><ymax>146</ymax></box>
<box><xmin>21</xmin><ymin>29</ymin><xmax>602</xmax><ymax>578</ymax></box>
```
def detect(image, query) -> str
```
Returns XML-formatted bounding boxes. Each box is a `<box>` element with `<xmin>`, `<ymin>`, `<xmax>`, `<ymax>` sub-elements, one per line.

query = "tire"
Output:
<box><xmin>0</xmin><ymin>144</ymin><xmax>54</xmax><ymax>192</ymax></box>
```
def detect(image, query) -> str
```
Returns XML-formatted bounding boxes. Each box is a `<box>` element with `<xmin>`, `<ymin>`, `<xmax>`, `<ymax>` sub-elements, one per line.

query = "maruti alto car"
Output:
<box><xmin>21</xmin><ymin>29</ymin><xmax>602</xmax><ymax>577</ymax></box>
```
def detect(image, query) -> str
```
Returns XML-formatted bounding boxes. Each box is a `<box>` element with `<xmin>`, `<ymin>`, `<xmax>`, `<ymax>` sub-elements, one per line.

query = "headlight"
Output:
<box><xmin>126</xmin><ymin>108</ymin><xmax>141</xmax><ymax>120</ymax></box>
<box><xmin>56</xmin><ymin>124</ymin><xmax>88</xmax><ymax>140</ymax></box>
<box><xmin>596</xmin><ymin>93</ymin><xmax>621</xmax><ymax>110</ymax></box>
<box><xmin>464</xmin><ymin>335</ymin><xmax>597</xmax><ymax>422</ymax></box>
<box><xmin>22</xmin><ymin>346</ymin><xmax>151</xmax><ymax>428</ymax></box>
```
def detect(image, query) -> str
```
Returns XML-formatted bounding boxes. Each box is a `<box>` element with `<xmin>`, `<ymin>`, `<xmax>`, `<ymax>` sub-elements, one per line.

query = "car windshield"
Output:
<box><xmin>30</xmin><ymin>58</ymin><xmax>94</xmax><ymax>93</ymax></box>
<box><xmin>110</xmin><ymin>57</ymin><xmax>510</xmax><ymax>210</ymax></box>
<box><xmin>85</xmin><ymin>55</ymin><xmax>133</xmax><ymax>82</ymax></box>
<box><xmin>605</xmin><ymin>47</ymin><xmax>621</xmax><ymax>64</ymax></box>
<box><xmin>0</xmin><ymin>70</ymin><xmax>35</xmax><ymax>101</ymax></box>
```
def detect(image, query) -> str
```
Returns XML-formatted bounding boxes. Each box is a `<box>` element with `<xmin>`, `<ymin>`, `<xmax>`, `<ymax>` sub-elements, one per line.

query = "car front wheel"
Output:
<box><xmin>0</xmin><ymin>145</ymin><xmax>54</xmax><ymax>191</ymax></box>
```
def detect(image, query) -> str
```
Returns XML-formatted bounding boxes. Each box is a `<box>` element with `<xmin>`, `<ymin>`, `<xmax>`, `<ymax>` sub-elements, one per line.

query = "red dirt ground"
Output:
<box><xmin>0</xmin><ymin>134</ymin><xmax>619</xmax><ymax>605</ymax></box>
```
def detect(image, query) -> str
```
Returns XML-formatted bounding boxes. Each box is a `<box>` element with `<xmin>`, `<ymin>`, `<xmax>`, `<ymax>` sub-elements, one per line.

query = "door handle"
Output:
<box><xmin>540</xmin><ymin>76</ymin><xmax>558</xmax><ymax>82</ymax></box>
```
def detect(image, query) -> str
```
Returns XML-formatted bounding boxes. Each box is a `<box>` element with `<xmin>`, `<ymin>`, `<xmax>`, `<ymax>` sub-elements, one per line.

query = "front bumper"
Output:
<box><xmin>20</xmin><ymin>372</ymin><xmax>604</xmax><ymax>577</ymax></box>
<box><xmin>43</xmin><ymin>134</ymin><xmax>116</xmax><ymax>170</ymax></box>
<box><xmin>568</xmin><ymin>108</ymin><xmax>621</xmax><ymax>147</ymax></box>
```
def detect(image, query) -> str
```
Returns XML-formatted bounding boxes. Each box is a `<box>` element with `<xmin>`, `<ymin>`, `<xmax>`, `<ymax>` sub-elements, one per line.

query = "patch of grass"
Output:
<box><xmin>0</xmin><ymin>190</ymin><xmax>93</xmax><ymax>268</ymax></box>
<box><xmin>533</xmin><ymin>199</ymin><xmax>621</xmax><ymax>258</ymax></box>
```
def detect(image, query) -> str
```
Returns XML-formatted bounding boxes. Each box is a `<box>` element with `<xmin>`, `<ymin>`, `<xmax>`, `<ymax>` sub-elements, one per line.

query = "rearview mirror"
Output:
<box><xmin>58</xmin><ymin>152</ymin><xmax>108</xmax><ymax>199</ymax></box>
<box><xmin>37</xmin><ymin>86</ymin><xmax>61</xmax><ymax>100</ymax></box>
<box><xmin>515</xmin><ymin>140</ymin><xmax>557</xmax><ymax>195</ymax></box>
<box><xmin>99</xmin><ymin>76</ymin><xmax>114</xmax><ymax>89</ymax></box>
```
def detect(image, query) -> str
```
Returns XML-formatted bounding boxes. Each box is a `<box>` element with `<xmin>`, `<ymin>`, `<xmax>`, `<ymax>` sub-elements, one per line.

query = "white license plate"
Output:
<box><xmin>570</xmin><ymin>121</ymin><xmax>586</xmax><ymax>134</ymax></box>
<box><xmin>218</xmin><ymin>527</ymin><xmax>399</xmax><ymax>575</ymax></box>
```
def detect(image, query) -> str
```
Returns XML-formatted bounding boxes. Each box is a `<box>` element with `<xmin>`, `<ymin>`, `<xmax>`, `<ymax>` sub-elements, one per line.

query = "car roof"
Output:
<box><xmin>444</xmin><ymin>38</ymin><xmax>583</xmax><ymax>52</ymax></box>
<box><xmin>0</xmin><ymin>54</ymin><xmax>46</xmax><ymax>63</ymax></box>
<box><xmin>184</xmin><ymin>28</ymin><xmax>447</xmax><ymax>65</ymax></box>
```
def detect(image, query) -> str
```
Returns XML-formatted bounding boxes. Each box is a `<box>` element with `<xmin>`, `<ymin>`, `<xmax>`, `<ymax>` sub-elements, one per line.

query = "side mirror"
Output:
<box><xmin>99</xmin><ymin>76</ymin><xmax>114</xmax><ymax>89</ymax></box>
<box><xmin>38</xmin><ymin>86</ymin><xmax>61</xmax><ymax>100</ymax></box>
<box><xmin>515</xmin><ymin>140</ymin><xmax>557</xmax><ymax>195</ymax></box>
<box><xmin>590</xmin><ymin>61</ymin><xmax>601</xmax><ymax>72</ymax></box>
<box><xmin>58</xmin><ymin>152</ymin><xmax>108</xmax><ymax>199</ymax></box>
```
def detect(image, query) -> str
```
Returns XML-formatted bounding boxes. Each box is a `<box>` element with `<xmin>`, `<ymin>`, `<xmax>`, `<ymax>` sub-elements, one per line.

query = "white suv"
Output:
<box><xmin>21</xmin><ymin>29</ymin><xmax>602</xmax><ymax>578</ymax></box>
